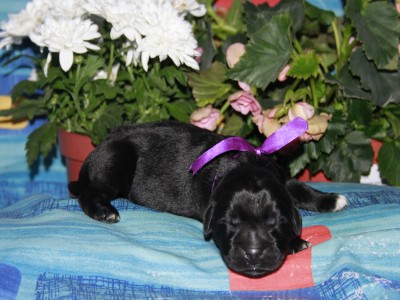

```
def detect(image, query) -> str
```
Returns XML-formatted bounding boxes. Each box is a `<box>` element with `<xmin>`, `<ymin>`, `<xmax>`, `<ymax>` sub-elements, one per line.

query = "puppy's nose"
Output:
<box><xmin>244</xmin><ymin>248</ymin><xmax>263</xmax><ymax>262</ymax></box>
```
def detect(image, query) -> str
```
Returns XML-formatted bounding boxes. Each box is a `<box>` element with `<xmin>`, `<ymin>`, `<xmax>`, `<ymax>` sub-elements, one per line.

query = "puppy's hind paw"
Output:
<box><xmin>95</xmin><ymin>210</ymin><xmax>121</xmax><ymax>223</ymax></box>
<box><xmin>87</xmin><ymin>203</ymin><xmax>121</xmax><ymax>224</ymax></box>
<box><xmin>332</xmin><ymin>195</ymin><xmax>348</xmax><ymax>212</ymax></box>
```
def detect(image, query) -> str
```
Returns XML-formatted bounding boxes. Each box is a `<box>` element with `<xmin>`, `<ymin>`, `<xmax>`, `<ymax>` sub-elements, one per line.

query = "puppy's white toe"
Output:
<box><xmin>333</xmin><ymin>195</ymin><xmax>348</xmax><ymax>212</ymax></box>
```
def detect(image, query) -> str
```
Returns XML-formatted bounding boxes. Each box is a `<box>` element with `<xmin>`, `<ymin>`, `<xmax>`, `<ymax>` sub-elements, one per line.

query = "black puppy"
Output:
<box><xmin>69</xmin><ymin>121</ymin><xmax>347</xmax><ymax>278</ymax></box>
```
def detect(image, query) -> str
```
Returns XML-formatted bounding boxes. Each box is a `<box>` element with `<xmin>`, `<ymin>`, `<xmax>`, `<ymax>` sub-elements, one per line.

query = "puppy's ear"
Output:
<box><xmin>203</xmin><ymin>202</ymin><xmax>215</xmax><ymax>241</ymax></box>
<box><xmin>292</xmin><ymin>206</ymin><xmax>302</xmax><ymax>236</ymax></box>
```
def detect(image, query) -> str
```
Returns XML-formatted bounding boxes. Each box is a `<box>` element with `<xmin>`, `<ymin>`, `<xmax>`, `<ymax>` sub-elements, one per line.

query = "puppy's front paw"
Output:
<box><xmin>332</xmin><ymin>195</ymin><xmax>348</xmax><ymax>212</ymax></box>
<box><xmin>288</xmin><ymin>237</ymin><xmax>311</xmax><ymax>254</ymax></box>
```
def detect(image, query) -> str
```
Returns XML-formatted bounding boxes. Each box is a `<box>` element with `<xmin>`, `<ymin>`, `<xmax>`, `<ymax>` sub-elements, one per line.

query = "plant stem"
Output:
<box><xmin>127</xmin><ymin>64</ymin><xmax>134</xmax><ymax>84</ymax></box>
<box><xmin>107</xmin><ymin>43</ymin><xmax>115</xmax><ymax>82</ymax></box>
<box><xmin>211</xmin><ymin>24</ymin><xmax>237</xmax><ymax>36</ymax></box>
<box><xmin>220</xmin><ymin>99</ymin><xmax>231</xmax><ymax>115</ymax></box>
<box><xmin>331</xmin><ymin>19</ymin><xmax>341</xmax><ymax>58</ymax></box>
<box><xmin>336</xmin><ymin>25</ymin><xmax>356</xmax><ymax>73</ymax></box>
<box><xmin>293</xmin><ymin>39</ymin><xmax>303</xmax><ymax>56</ymax></box>
<box><xmin>206</xmin><ymin>0</ymin><xmax>237</xmax><ymax>37</ymax></box>
<box><xmin>284</xmin><ymin>78</ymin><xmax>300</xmax><ymax>105</ymax></box>
<box><xmin>71</xmin><ymin>64</ymin><xmax>86</xmax><ymax>128</ymax></box>
<box><xmin>310</xmin><ymin>77</ymin><xmax>318</xmax><ymax>108</ymax></box>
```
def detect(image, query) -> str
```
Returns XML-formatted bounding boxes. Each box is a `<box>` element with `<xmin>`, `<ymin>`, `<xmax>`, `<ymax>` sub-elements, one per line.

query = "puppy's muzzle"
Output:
<box><xmin>243</xmin><ymin>248</ymin><xmax>263</xmax><ymax>264</ymax></box>
<box><xmin>229</xmin><ymin>244</ymin><xmax>285</xmax><ymax>278</ymax></box>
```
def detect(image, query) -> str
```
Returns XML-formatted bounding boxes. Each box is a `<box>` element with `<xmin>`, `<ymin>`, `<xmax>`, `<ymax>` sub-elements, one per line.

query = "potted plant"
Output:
<box><xmin>0</xmin><ymin>0</ymin><xmax>207</xmax><ymax>180</ymax></box>
<box><xmin>186</xmin><ymin>0</ymin><xmax>400</xmax><ymax>185</ymax></box>
<box><xmin>1</xmin><ymin>0</ymin><xmax>400</xmax><ymax>186</ymax></box>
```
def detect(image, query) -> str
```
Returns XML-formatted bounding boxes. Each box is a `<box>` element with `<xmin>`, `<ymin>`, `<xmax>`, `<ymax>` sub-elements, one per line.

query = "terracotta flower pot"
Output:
<box><xmin>58</xmin><ymin>129</ymin><xmax>95</xmax><ymax>182</ymax></box>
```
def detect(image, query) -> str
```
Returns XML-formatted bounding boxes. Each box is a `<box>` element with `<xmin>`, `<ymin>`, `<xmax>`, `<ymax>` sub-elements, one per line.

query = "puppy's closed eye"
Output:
<box><xmin>263</xmin><ymin>218</ymin><xmax>276</xmax><ymax>227</ymax></box>
<box><xmin>230</xmin><ymin>218</ymin><xmax>241</xmax><ymax>226</ymax></box>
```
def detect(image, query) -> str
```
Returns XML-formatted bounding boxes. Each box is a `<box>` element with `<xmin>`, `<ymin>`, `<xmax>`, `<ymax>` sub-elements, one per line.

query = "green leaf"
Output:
<box><xmin>26</xmin><ymin>122</ymin><xmax>57</xmax><ymax>165</ymax></box>
<box><xmin>315</xmin><ymin>112</ymin><xmax>346</xmax><ymax>154</ymax></box>
<box><xmin>244</xmin><ymin>0</ymin><xmax>305</xmax><ymax>34</ymax></box>
<box><xmin>0</xmin><ymin>99</ymin><xmax>46</xmax><ymax>120</ymax></box>
<box><xmin>159</xmin><ymin>66</ymin><xmax>187</xmax><ymax>86</ymax></box>
<box><xmin>10</xmin><ymin>80</ymin><xmax>40</xmax><ymax>102</ymax></box>
<box><xmin>318</xmin><ymin>131</ymin><xmax>373</xmax><ymax>182</ymax></box>
<box><xmin>289</xmin><ymin>141</ymin><xmax>317</xmax><ymax>176</ymax></box>
<box><xmin>226</xmin><ymin>0</ymin><xmax>245</xmax><ymax>32</ymax></box>
<box><xmin>378</xmin><ymin>141</ymin><xmax>400</xmax><ymax>186</ymax></box>
<box><xmin>287</xmin><ymin>51</ymin><xmax>319</xmax><ymax>79</ymax></box>
<box><xmin>365</xmin><ymin>118</ymin><xmax>390</xmax><ymax>140</ymax></box>
<box><xmin>187</xmin><ymin>62</ymin><xmax>231</xmax><ymax>107</ymax></box>
<box><xmin>91</xmin><ymin>104</ymin><xmax>125</xmax><ymax>144</ymax></box>
<box><xmin>349</xmin><ymin>49</ymin><xmax>400</xmax><ymax>106</ymax></box>
<box><xmin>287</xmin><ymin>87</ymin><xmax>310</xmax><ymax>102</ymax></box>
<box><xmin>327</xmin><ymin>63</ymin><xmax>372</xmax><ymax>101</ymax></box>
<box><xmin>221</xmin><ymin>113</ymin><xmax>244</xmax><ymax>136</ymax></box>
<box><xmin>131</xmin><ymin>77</ymin><xmax>147</xmax><ymax>101</ymax></box>
<box><xmin>314</xmin><ymin>79</ymin><xmax>325</xmax><ymax>100</ymax></box>
<box><xmin>148</xmin><ymin>76</ymin><xmax>174</xmax><ymax>96</ymax></box>
<box><xmin>305</xmin><ymin>2</ymin><xmax>335</xmax><ymax>26</ymax></box>
<box><xmin>347</xmin><ymin>98</ymin><xmax>374</xmax><ymax>128</ymax></box>
<box><xmin>43</xmin><ymin>66</ymin><xmax>67</xmax><ymax>87</ymax></box>
<box><xmin>346</xmin><ymin>0</ymin><xmax>400</xmax><ymax>70</ymax></box>
<box><xmin>165</xmin><ymin>100</ymin><xmax>196</xmax><ymax>123</ymax></box>
<box><xmin>228</xmin><ymin>14</ymin><xmax>293</xmax><ymax>89</ymax></box>
<box><xmin>383</xmin><ymin>103</ymin><xmax>400</xmax><ymax>139</ymax></box>
<box><xmin>75</xmin><ymin>55</ymin><xmax>105</xmax><ymax>93</ymax></box>
<box><xmin>95</xmin><ymin>80</ymin><xmax>119</xmax><ymax>100</ymax></box>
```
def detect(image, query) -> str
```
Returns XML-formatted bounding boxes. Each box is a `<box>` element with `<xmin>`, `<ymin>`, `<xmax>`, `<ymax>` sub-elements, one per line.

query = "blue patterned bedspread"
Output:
<box><xmin>0</xmin><ymin>184</ymin><xmax>400</xmax><ymax>299</ymax></box>
<box><xmin>1</xmin><ymin>123</ymin><xmax>400</xmax><ymax>299</ymax></box>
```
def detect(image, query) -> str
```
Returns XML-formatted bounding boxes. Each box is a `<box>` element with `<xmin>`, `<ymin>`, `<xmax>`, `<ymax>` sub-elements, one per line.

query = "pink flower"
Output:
<box><xmin>253</xmin><ymin>108</ymin><xmax>281</xmax><ymax>137</ymax></box>
<box><xmin>226</xmin><ymin>43</ymin><xmax>245</xmax><ymax>68</ymax></box>
<box><xmin>190</xmin><ymin>105</ymin><xmax>220</xmax><ymax>131</ymax></box>
<box><xmin>277</xmin><ymin>65</ymin><xmax>290</xmax><ymax>82</ymax></box>
<box><xmin>304</xmin><ymin>113</ymin><xmax>331</xmax><ymax>141</ymax></box>
<box><xmin>238</xmin><ymin>81</ymin><xmax>250</xmax><ymax>92</ymax></box>
<box><xmin>228</xmin><ymin>90</ymin><xmax>262</xmax><ymax>116</ymax></box>
<box><xmin>288</xmin><ymin>102</ymin><xmax>314</xmax><ymax>121</ymax></box>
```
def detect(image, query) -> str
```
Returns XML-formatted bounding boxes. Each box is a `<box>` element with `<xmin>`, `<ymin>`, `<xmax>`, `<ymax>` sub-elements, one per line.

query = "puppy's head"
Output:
<box><xmin>203</xmin><ymin>166</ymin><xmax>301</xmax><ymax>278</ymax></box>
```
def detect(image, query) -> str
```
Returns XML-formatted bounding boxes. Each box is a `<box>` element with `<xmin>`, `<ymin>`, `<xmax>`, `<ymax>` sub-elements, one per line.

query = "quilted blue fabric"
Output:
<box><xmin>1</xmin><ymin>180</ymin><xmax>400</xmax><ymax>299</ymax></box>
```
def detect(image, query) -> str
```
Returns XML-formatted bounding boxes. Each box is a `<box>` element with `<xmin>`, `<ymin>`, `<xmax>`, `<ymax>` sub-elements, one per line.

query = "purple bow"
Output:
<box><xmin>190</xmin><ymin>117</ymin><xmax>308</xmax><ymax>175</ymax></box>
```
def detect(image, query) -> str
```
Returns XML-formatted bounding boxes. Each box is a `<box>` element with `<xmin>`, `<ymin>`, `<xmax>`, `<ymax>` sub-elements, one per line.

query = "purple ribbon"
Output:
<box><xmin>190</xmin><ymin>117</ymin><xmax>308</xmax><ymax>175</ymax></box>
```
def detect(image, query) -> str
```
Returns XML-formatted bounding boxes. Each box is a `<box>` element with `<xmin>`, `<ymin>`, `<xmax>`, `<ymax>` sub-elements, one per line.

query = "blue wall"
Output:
<box><xmin>0</xmin><ymin>0</ymin><xmax>31</xmax><ymax>95</ymax></box>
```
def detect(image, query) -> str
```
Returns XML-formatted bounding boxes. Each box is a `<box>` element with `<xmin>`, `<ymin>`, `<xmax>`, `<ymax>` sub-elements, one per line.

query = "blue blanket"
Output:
<box><xmin>1</xmin><ymin>131</ymin><xmax>400</xmax><ymax>300</ymax></box>
<box><xmin>1</xmin><ymin>122</ymin><xmax>400</xmax><ymax>299</ymax></box>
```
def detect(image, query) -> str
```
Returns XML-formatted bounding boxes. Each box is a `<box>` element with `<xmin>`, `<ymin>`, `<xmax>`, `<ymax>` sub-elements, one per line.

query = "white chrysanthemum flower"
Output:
<box><xmin>82</xmin><ymin>0</ymin><xmax>112</xmax><ymax>16</ymax></box>
<box><xmin>47</xmin><ymin>0</ymin><xmax>87</xmax><ymax>19</ymax></box>
<box><xmin>29</xmin><ymin>17</ymin><xmax>101</xmax><ymax>72</ymax></box>
<box><xmin>137</xmin><ymin>1</ymin><xmax>200</xmax><ymax>71</ymax></box>
<box><xmin>168</xmin><ymin>0</ymin><xmax>206</xmax><ymax>17</ymax></box>
<box><xmin>93</xmin><ymin>63</ymin><xmax>120</xmax><ymax>84</ymax></box>
<box><xmin>84</xmin><ymin>0</ymin><xmax>145</xmax><ymax>42</ymax></box>
<box><xmin>123</xmin><ymin>42</ymin><xmax>141</xmax><ymax>67</ymax></box>
<box><xmin>0</xmin><ymin>0</ymin><xmax>51</xmax><ymax>49</ymax></box>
